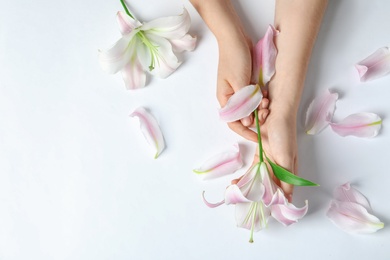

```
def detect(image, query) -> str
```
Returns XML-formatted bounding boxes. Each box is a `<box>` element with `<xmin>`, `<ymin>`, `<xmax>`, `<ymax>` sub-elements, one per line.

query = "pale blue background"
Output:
<box><xmin>0</xmin><ymin>0</ymin><xmax>389</xmax><ymax>259</ymax></box>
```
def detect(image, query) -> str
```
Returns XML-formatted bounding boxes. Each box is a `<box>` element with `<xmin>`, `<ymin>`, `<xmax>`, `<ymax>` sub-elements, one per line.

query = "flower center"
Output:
<box><xmin>136</xmin><ymin>31</ymin><xmax>159</xmax><ymax>71</ymax></box>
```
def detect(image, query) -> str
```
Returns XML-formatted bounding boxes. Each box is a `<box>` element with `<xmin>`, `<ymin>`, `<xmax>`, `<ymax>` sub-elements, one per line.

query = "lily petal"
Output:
<box><xmin>219</xmin><ymin>84</ymin><xmax>263</xmax><ymax>122</ymax></box>
<box><xmin>141</xmin><ymin>8</ymin><xmax>191</xmax><ymax>39</ymax></box>
<box><xmin>326</xmin><ymin>200</ymin><xmax>384</xmax><ymax>234</ymax></box>
<box><xmin>117</xmin><ymin>11</ymin><xmax>142</xmax><ymax>35</ymax></box>
<box><xmin>260</xmin><ymin>162</ymin><xmax>276</xmax><ymax>206</ymax></box>
<box><xmin>270</xmin><ymin>190</ymin><xmax>308</xmax><ymax>226</ymax></box>
<box><xmin>130</xmin><ymin>107</ymin><xmax>165</xmax><ymax>158</ymax></box>
<box><xmin>193</xmin><ymin>144</ymin><xmax>243</xmax><ymax>180</ymax></box>
<box><xmin>355</xmin><ymin>46</ymin><xmax>390</xmax><ymax>82</ymax></box>
<box><xmin>169</xmin><ymin>34</ymin><xmax>197</xmax><ymax>53</ymax></box>
<box><xmin>225</xmin><ymin>185</ymin><xmax>252</xmax><ymax>205</ymax></box>
<box><xmin>252</xmin><ymin>25</ymin><xmax>278</xmax><ymax>86</ymax></box>
<box><xmin>305</xmin><ymin>89</ymin><xmax>339</xmax><ymax>135</ymax></box>
<box><xmin>334</xmin><ymin>183</ymin><xmax>371</xmax><ymax>210</ymax></box>
<box><xmin>121</xmin><ymin>41</ymin><xmax>146</xmax><ymax>89</ymax></box>
<box><xmin>330</xmin><ymin>112</ymin><xmax>382</xmax><ymax>138</ymax></box>
<box><xmin>98</xmin><ymin>31</ymin><xmax>137</xmax><ymax>74</ymax></box>
<box><xmin>202</xmin><ymin>191</ymin><xmax>225</xmax><ymax>208</ymax></box>
<box><xmin>236</xmin><ymin>163</ymin><xmax>265</xmax><ymax>202</ymax></box>
<box><xmin>142</xmin><ymin>32</ymin><xmax>181</xmax><ymax>78</ymax></box>
<box><xmin>235</xmin><ymin>202</ymin><xmax>269</xmax><ymax>232</ymax></box>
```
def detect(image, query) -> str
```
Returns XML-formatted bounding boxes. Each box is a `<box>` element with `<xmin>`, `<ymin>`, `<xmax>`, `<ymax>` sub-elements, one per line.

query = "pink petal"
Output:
<box><xmin>169</xmin><ymin>34</ymin><xmax>197</xmax><ymax>53</ymax></box>
<box><xmin>202</xmin><ymin>191</ymin><xmax>224</xmax><ymax>208</ymax></box>
<box><xmin>141</xmin><ymin>8</ymin><xmax>191</xmax><ymax>39</ymax></box>
<box><xmin>120</xmin><ymin>45</ymin><xmax>146</xmax><ymax>89</ymax></box>
<box><xmin>252</xmin><ymin>25</ymin><xmax>278</xmax><ymax>86</ymax></box>
<box><xmin>236</xmin><ymin>163</ymin><xmax>265</xmax><ymax>202</ymax></box>
<box><xmin>355</xmin><ymin>46</ymin><xmax>390</xmax><ymax>82</ymax></box>
<box><xmin>130</xmin><ymin>107</ymin><xmax>165</xmax><ymax>158</ymax></box>
<box><xmin>235</xmin><ymin>202</ymin><xmax>270</xmax><ymax>232</ymax></box>
<box><xmin>193</xmin><ymin>144</ymin><xmax>243</xmax><ymax>180</ymax></box>
<box><xmin>333</xmin><ymin>183</ymin><xmax>371</xmax><ymax>210</ymax></box>
<box><xmin>330</xmin><ymin>112</ymin><xmax>382</xmax><ymax>138</ymax></box>
<box><xmin>116</xmin><ymin>11</ymin><xmax>141</xmax><ymax>35</ymax></box>
<box><xmin>219</xmin><ymin>84</ymin><xmax>263</xmax><ymax>122</ymax></box>
<box><xmin>98</xmin><ymin>31</ymin><xmax>137</xmax><ymax>74</ymax></box>
<box><xmin>326</xmin><ymin>200</ymin><xmax>384</xmax><ymax>234</ymax></box>
<box><xmin>260</xmin><ymin>162</ymin><xmax>276</xmax><ymax>206</ymax></box>
<box><xmin>270</xmin><ymin>190</ymin><xmax>308</xmax><ymax>226</ymax></box>
<box><xmin>141</xmin><ymin>33</ymin><xmax>181</xmax><ymax>78</ymax></box>
<box><xmin>224</xmin><ymin>185</ymin><xmax>252</xmax><ymax>205</ymax></box>
<box><xmin>305</xmin><ymin>89</ymin><xmax>338</xmax><ymax>135</ymax></box>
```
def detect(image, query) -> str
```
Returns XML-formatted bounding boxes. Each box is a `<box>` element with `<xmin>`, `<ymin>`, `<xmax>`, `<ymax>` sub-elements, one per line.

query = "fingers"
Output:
<box><xmin>241</xmin><ymin>115</ymin><xmax>253</xmax><ymax>127</ymax></box>
<box><xmin>227</xmin><ymin>121</ymin><xmax>258</xmax><ymax>142</ymax></box>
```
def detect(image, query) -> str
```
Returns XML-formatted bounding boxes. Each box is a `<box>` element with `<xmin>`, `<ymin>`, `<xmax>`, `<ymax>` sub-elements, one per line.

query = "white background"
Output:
<box><xmin>1</xmin><ymin>0</ymin><xmax>389</xmax><ymax>259</ymax></box>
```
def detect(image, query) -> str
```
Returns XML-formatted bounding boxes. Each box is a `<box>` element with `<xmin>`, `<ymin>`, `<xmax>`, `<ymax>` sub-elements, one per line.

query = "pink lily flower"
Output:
<box><xmin>193</xmin><ymin>144</ymin><xmax>243</xmax><ymax>180</ymax></box>
<box><xmin>355</xmin><ymin>46</ymin><xmax>390</xmax><ymax>82</ymax></box>
<box><xmin>330</xmin><ymin>112</ymin><xmax>382</xmax><ymax>138</ymax></box>
<box><xmin>305</xmin><ymin>89</ymin><xmax>339</xmax><ymax>135</ymax></box>
<box><xmin>130</xmin><ymin>107</ymin><xmax>165</xmax><ymax>158</ymax></box>
<box><xmin>252</xmin><ymin>25</ymin><xmax>278</xmax><ymax>87</ymax></box>
<box><xmin>327</xmin><ymin>183</ymin><xmax>384</xmax><ymax>234</ymax></box>
<box><xmin>219</xmin><ymin>84</ymin><xmax>263</xmax><ymax>122</ymax></box>
<box><xmin>99</xmin><ymin>8</ymin><xmax>196</xmax><ymax>90</ymax></box>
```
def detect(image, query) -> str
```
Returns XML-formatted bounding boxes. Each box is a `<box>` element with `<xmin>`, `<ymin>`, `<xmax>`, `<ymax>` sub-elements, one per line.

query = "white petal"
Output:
<box><xmin>121</xmin><ymin>57</ymin><xmax>146</xmax><ymax>90</ymax></box>
<box><xmin>237</xmin><ymin>163</ymin><xmax>265</xmax><ymax>202</ymax></box>
<box><xmin>270</xmin><ymin>190</ymin><xmax>308</xmax><ymax>226</ymax></box>
<box><xmin>235</xmin><ymin>202</ymin><xmax>269</xmax><ymax>232</ymax></box>
<box><xmin>305</xmin><ymin>89</ymin><xmax>338</xmax><ymax>135</ymax></box>
<box><xmin>116</xmin><ymin>11</ymin><xmax>141</xmax><ymax>35</ymax></box>
<box><xmin>330</xmin><ymin>113</ymin><xmax>382</xmax><ymax>138</ymax></box>
<box><xmin>225</xmin><ymin>185</ymin><xmax>252</xmax><ymax>205</ymax></box>
<box><xmin>141</xmin><ymin>8</ymin><xmax>191</xmax><ymax>39</ymax></box>
<box><xmin>219</xmin><ymin>84</ymin><xmax>263</xmax><ymax>122</ymax></box>
<box><xmin>356</xmin><ymin>46</ymin><xmax>390</xmax><ymax>82</ymax></box>
<box><xmin>326</xmin><ymin>200</ymin><xmax>384</xmax><ymax>234</ymax></box>
<box><xmin>260</xmin><ymin>162</ymin><xmax>276</xmax><ymax>206</ymax></box>
<box><xmin>98</xmin><ymin>31</ymin><xmax>137</xmax><ymax>74</ymax></box>
<box><xmin>333</xmin><ymin>183</ymin><xmax>371</xmax><ymax>210</ymax></box>
<box><xmin>130</xmin><ymin>107</ymin><xmax>165</xmax><ymax>158</ymax></box>
<box><xmin>193</xmin><ymin>144</ymin><xmax>243</xmax><ymax>180</ymax></box>
<box><xmin>169</xmin><ymin>34</ymin><xmax>197</xmax><ymax>53</ymax></box>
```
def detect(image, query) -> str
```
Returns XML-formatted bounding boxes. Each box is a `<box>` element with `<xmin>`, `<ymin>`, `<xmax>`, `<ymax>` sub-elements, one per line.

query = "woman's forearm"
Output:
<box><xmin>271</xmin><ymin>0</ymin><xmax>328</xmax><ymax>114</ymax></box>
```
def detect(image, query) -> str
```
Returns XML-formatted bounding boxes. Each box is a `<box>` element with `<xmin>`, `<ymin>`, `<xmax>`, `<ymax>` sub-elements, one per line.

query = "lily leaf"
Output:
<box><xmin>266</xmin><ymin>158</ymin><xmax>319</xmax><ymax>186</ymax></box>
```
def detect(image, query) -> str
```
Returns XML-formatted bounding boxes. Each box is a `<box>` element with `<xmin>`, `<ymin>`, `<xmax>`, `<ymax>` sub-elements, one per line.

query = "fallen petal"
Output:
<box><xmin>305</xmin><ymin>89</ymin><xmax>338</xmax><ymax>135</ymax></box>
<box><xmin>193</xmin><ymin>144</ymin><xmax>243</xmax><ymax>180</ymax></box>
<box><xmin>219</xmin><ymin>84</ymin><xmax>263</xmax><ymax>122</ymax></box>
<box><xmin>356</xmin><ymin>46</ymin><xmax>390</xmax><ymax>82</ymax></box>
<box><xmin>252</xmin><ymin>25</ymin><xmax>278</xmax><ymax>86</ymax></box>
<box><xmin>333</xmin><ymin>183</ymin><xmax>371</xmax><ymax>210</ymax></box>
<box><xmin>270</xmin><ymin>189</ymin><xmax>308</xmax><ymax>226</ymax></box>
<box><xmin>330</xmin><ymin>112</ymin><xmax>382</xmax><ymax>138</ymax></box>
<box><xmin>130</xmin><ymin>107</ymin><xmax>165</xmax><ymax>158</ymax></box>
<box><xmin>326</xmin><ymin>200</ymin><xmax>384</xmax><ymax>234</ymax></box>
<box><xmin>169</xmin><ymin>34</ymin><xmax>197</xmax><ymax>53</ymax></box>
<box><xmin>117</xmin><ymin>11</ymin><xmax>142</xmax><ymax>35</ymax></box>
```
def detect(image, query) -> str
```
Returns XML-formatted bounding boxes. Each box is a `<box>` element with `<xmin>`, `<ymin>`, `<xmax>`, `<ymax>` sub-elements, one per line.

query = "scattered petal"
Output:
<box><xmin>333</xmin><ymin>183</ymin><xmax>371</xmax><ymax>210</ymax></box>
<box><xmin>270</xmin><ymin>190</ymin><xmax>308</xmax><ymax>226</ymax></box>
<box><xmin>305</xmin><ymin>89</ymin><xmax>339</xmax><ymax>135</ymax></box>
<box><xmin>355</xmin><ymin>46</ymin><xmax>390</xmax><ymax>82</ymax></box>
<box><xmin>219</xmin><ymin>84</ymin><xmax>263</xmax><ymax>122</ymax></box>
<box><xmin>193</xmin><ymin>144</ymin><xmax>243</xmax><ymax>180</ymax></box>
<box><xmin>130</xmin><ymin>107</ymin><xmax>165</xmax><ymax>158</ymax></box>
<box><xmin>330</xmin><ymin>112</ymin><xmax>382</xmax><ymax>138</ymax></box>
<box><xmin>252</xmin><ymin>25</ymin><xmax>278</xmax><ymax>86</ymax></box>
<box><xmin>326</xmin><ymin>200</ymin><xmax>384</xmax><ymax>234</ymax></box>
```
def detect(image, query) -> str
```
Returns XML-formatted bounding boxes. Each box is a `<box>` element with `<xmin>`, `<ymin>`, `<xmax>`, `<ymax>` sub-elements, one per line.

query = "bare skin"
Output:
<box><xmin>191</xmin><ymin>0</ymin><xmax>328</xmax><ymax>201</ymax></box>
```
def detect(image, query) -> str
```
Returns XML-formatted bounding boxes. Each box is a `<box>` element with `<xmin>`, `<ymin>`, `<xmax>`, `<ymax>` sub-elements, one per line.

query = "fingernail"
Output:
<box><xmin>242</xmin><ymin>117</ymin><xmax>252</xmax><ymax>126</ymax></box>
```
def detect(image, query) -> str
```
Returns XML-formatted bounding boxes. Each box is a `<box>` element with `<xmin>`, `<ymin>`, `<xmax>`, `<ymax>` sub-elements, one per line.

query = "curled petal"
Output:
<box><xmin>225</xmin><ymin>185</ymin><xmax>252</xmax><ymax>205</ymax></box>
<box><xmin>252</xmin><ymin>25</ymin><xmax>278</xmax><ymax>86</ymax></box>
<box><xmin>326</xmin><ymin>200</ymin><xmax>384</xmax><ymax>234</ymax></box>
<box><xmin>219</xmin><ymin>84</ymin><xmax>263</xmax><ymax>122</ymax></box>
<box><xmin>141</xmin><ymin>8</ymin><xmax>191</xmax><ymax>39</ymax></box>
<box><xmin>334</xmin><ymin>183</ymin><xmax>371</xmax><ymax>210</ymax></box>
<box><xmin>117</xmin><ymin>11</ymin><xmax>142</xmax><ymax>35</ymax></box>
<box><xmin>305</xmin><ymin>89</ymin><xmax>338</xmax><ymax>135</ymax></box>
<box><xmin>235</xmin><ymin>202</ymin><xmax>270</xmax><ymax>232</ymax></box>
<box><xmin>169</xmin><ymin>34</ymin><xmax>197</xmax><ymax>53</ymax></box>
<box><xmin>356</xmin><ymin>47</ymin><xmax>390</xmax><ymax>82</ymax></box>
<box><xmin>236</xmin><ymin>163</ymin><xmax>265</xmax><ymax>202</ymax></box>
<box><xmin>260</xmin><ymin>162</ymin><xmax>276</xmax><ymax>206</ymax></box>
<box><xmin>270</xmin><ymin>190</ymin><xmax>308</xmax><ymax>226</ymax></box>
<box><xmin>202</xmin><ymin>191</ymin><xmax>224</xmax><ymax>208</ymax></box>
<box><xmin>330</xmin><ymin>113</ymin><xmax>382</xmax><ymax>138</ymax></box>
<box><xmin>130</xmin><ymin>107</ymin><xmax>165</xmax><ymax>158</ymax></box>
<box><xmin>142</xmin><ymin>33</ymin><xmax>181</xmax><ymax>78</ymax></box>
<box><xmin>193</xmin><ymin>144</ymin><xmax>243</xmax><ymax>180</ymax></box>
<box><xmin>98</xmin><ymin>31</ymin><xmax>137</xmax><ymax>74</ymax></box>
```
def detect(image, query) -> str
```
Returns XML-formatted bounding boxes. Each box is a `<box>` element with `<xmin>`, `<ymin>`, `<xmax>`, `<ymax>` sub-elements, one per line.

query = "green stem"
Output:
<box><xmin>254</xmin><ymin>109</ymin><xmax>263</xmax><ymax>163</ymax></box>
<box><xmin>120</xmin><ymin>0</ymin><xmax>135</xmax><ymax>19</ymax></box>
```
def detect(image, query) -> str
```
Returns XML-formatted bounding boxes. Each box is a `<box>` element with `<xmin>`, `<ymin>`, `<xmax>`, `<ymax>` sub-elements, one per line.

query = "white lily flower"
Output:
<box><xmin>99</xmin><ymin>8</ymin><xmax>196</xmax><ymax>90</ymax></box>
